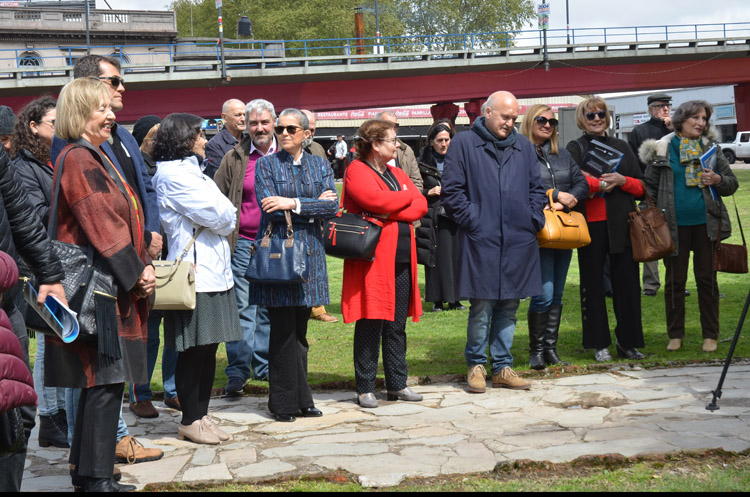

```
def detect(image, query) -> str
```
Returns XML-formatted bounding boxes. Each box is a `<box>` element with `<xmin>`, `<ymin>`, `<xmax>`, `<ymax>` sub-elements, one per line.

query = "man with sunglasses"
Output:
<box><xmin>442</xmin><ymin>91</ymin><xmax>547</xmax><ymax>393</ymax></box>
<box><xmin>628</xmin><ymin>93</ymin><xmax>676</xmax><ymax>298</ymax></box>
<box><xmin>50</xmin><ymin>54</ymin><xmax>164</xmax><ymax>467</ymax></box>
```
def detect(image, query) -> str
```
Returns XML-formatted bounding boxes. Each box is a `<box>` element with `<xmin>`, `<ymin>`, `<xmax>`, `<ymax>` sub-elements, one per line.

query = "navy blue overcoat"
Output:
<box><xmin>441</xmin><ymin>128</ymin><xmax>547</xmax><ymax>301</ymax></box>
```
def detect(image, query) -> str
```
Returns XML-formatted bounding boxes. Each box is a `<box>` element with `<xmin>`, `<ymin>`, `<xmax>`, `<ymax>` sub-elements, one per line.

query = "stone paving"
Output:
<box><xmin>21</xmin><ymin>363</ymin><xmax>750</xmax><ymax>491</ymax></box>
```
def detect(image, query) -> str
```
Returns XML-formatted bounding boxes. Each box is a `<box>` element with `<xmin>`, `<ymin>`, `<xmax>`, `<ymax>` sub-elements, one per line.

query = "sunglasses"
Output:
<box><xmin>584</xmin><ymin>110</ymin><xmax>607</xmax><ymax>121</ymax></box>
<box><xmin>99</xmin><ymin>75</ymin><xmax>125</xmax><ymax>88</ymax></box>
<box><xmin>534</xmin><ymin>116</ymin><xmax>558</xmax><ymax>127</ymax></box>
<box><xmin>274</xmin><ymin>125</ymin><xmax>303</xmax><ymax>135</ymax></box>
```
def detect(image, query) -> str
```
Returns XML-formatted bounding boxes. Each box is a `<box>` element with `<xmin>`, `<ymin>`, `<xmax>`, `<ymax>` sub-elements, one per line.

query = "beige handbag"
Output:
<box><xmin>152</xmin><ymin>227</ymin><xmax>204</xmax><ymax>311</ymax></box>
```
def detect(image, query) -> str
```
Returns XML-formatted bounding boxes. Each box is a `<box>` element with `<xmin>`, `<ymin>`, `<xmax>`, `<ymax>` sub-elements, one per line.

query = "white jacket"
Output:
<box><xmin>153</xmin><ymin>156</ymin><xmax>237</xmax><ymax>292</ymax></box>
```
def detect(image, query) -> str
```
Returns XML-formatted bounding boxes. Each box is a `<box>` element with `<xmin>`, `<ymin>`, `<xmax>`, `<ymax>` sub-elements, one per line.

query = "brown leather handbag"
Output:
<box><xmin>537</xmin><ymin>190</ymin><xmax>591</xmax><ymax>249</ymax></box>
<box><xmin>629</xmin><ymin>192</ymin><xmax>674</xmax><ymax>262</ymax></box>
<box><xmin>714</xmin><ymin>197</ymin><xmax>747</xmax><ymax>274</ymax></box>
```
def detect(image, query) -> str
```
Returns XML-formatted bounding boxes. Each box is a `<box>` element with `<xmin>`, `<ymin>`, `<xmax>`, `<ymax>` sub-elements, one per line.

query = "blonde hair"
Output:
<box><xmin>575</xmin><ymin>96</ymin><xmax>611</xmax><ymax>132</ymax></box>
<box><xmin>139</xmin><ymin>123</ymin><xmax>160</xmax><ymax>153</ymax></box>
<box><xmin>56</xmin><ymin>78</ymin><xmax>110</xmax><ymax>141</ymax></box>
<box><xmin>520</xmin><ymin>104</ymin><xmax>558</xmax><ymax>154</ymax></box>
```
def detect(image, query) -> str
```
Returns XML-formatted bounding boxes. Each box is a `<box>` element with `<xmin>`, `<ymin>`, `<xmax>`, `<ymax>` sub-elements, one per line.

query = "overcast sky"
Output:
<box><xmin>99</xmin><ymin>0</ymin><xmax>748</xmax><ymax>30</ymax></box>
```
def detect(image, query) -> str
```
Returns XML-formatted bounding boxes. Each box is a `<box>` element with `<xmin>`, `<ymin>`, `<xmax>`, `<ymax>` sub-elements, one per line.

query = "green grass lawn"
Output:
<box><xmin>29</xmin><ymin>171</ymin><xmax>750</xmax><ymax>393</ymax></box>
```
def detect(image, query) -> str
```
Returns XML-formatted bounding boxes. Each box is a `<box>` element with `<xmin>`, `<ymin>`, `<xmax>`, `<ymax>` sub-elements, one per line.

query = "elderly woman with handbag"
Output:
<box><xmin>249</xmin><ymin>108</ymin><xmax>338</xmax><ymax>423</ymax></box>
<box><xmin>341</xmin><ymin>119</ymin><xmax>428</xmax><ymax>409</ymax></box>
<box><xmin>640</xmin><ymin>100</ymin><xmax>738</xmax><ymax>353</ymax></box>
<box><xmin>45</xmin><ymin>77</ymin><xmax>154</xmax><ymax>492</ymax></box>
<box><xmin>520</xmin><ymin>104</ymin><xmax>589</xmax><ymax>369</ymax></box>
<box><xmin>566</xmin><ymin>96</ymin><xmax>646</xmax><ymax>363</ymax></box>
<box><xmin>152</xmin><ymin>113</ymin><xmax>241</xmax><ymax>444</ymax></box>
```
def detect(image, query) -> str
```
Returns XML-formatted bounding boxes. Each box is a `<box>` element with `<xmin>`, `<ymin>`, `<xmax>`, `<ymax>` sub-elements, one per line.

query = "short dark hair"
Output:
<box><xmin>73</xmin><ymin>55</ymin><xmax>121</xmax><ymax>78</ymax></box>
<box><xmin>152</xmin><ymin>113</ymin><xmax>204</xmax><ymax>162</ymax></box>
<box><xmin>10</xmin><ymin>95</ymin><xmax>56</xmax><ymax>162</ymax></box>
<box><xmin>672</xmin><ymin>100</ymin><xmax>713</xmax><ymax>137</ymax></box>
<box><xmin>355</xmin><ymin>119</ymin><xmax>396</xmax><ymax>158</ymax></box>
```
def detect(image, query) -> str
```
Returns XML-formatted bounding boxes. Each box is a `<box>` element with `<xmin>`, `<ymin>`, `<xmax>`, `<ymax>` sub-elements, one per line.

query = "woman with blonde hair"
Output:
<box><xmin>566</xmin><ymin>97</ymin><xmax>646</xmax><ymax>362</ymax></box>
<box><xmin>520</xmin><ymin>104</ymin><xmax>588</xmax><ymax>369</ymax></box>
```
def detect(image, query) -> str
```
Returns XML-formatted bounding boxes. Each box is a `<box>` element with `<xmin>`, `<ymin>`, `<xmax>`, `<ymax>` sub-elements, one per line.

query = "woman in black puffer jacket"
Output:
<box><xmin>415</xmin><ymin>119</ymin><xmax>464</xmax><ymax>313</ymax></box>
<box><xmin>520</xmin><ymin>104</ymin><xmax>588</xmax><ymax>369</ymax></box>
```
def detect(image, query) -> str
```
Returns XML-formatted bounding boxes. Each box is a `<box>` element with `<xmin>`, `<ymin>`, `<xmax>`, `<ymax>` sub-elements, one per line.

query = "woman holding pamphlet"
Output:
<box><xmin>566</xmin><ymin>97</ymin><xmax>646</xmax><ymax>363</ymax></box>
<box><xmin>639</xmin><ymin>100</ymin><xmax>738</xmax><ymax>353</ymax></box>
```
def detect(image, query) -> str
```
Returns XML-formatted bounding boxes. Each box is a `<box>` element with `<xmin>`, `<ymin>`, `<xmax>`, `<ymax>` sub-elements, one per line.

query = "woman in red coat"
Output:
<box><xmin>341</xmin><ymin>119</ymin><xmax>427</xmax><ymax>409</ymax></box>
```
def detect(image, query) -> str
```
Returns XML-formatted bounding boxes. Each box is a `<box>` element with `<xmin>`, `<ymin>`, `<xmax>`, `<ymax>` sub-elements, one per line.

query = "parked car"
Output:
<box><xmin>719</xmin><ymin>131</ymin><xmax>750</xmax><ymax>164</ymax></box>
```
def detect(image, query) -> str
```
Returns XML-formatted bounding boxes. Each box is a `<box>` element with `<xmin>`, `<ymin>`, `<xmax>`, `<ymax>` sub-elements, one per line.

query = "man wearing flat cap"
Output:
<box><xmin>628</xmin><ymin>92</ymin><xmax>674</xmax><ymax>298</ymax></box>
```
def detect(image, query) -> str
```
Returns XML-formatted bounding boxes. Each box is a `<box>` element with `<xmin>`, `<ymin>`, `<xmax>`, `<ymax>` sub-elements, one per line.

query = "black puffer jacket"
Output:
<box><xmin>11</xmin><ymin>149</ymin><xmax>53</xmax><ymax>228</ymax></box>
<box><xmin>415</xmin><ymin>146</ymin><xmax>444</xmax><ymax>267</ymax></box>
<box><xmin>535</xmin><ymin>141</ymin><xmax>589</xmax><ymax>207</ymax></box>
<box><xmin>0</xmin><ymin>149</ymin><xmax>63</xmax><ymax>308</ymax></box>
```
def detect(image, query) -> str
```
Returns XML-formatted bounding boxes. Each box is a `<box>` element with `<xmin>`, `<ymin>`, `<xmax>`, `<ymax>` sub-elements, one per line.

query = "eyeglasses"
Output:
<box><xmin>584</xmin><ymin>110</ymin><xmax>607</xmax><ymax>121</ymax></box>
<box><xmin>37</xmin><ymin>119</ymin><xmax>55</xmax><ymax>128</ymax></box>
<box><xmin>274</xmin><ymin>125</ymin><xmax>303</xmax><ymax>135</ymax></box>
<box><xmin>98</xmin><ymin>76</ymin><xmax>125</xmax><ymax>88</ymax></box>
<box><xmin>534</xmin><ymin>116</ymin><xmax>558</xmax><ymax>128</ymax></box>
<box><xmin>379</xmin><ymin>137</ymin><xmax>398</xmax><ymax>145</ymax></box>
<box><xmin>649</xmin><ymin>103</ymin><xmax>671</xmax><ymax>109</ymax></box>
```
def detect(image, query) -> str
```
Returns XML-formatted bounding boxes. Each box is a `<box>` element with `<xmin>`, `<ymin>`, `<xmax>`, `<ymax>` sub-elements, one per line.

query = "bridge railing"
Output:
<box><xmin>2</xmin><ymin>22</ymin><xmax>749</xmax><ymax>79</ymax></box>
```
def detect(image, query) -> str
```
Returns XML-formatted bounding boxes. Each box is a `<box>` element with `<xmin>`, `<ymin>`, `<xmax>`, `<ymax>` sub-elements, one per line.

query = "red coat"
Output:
<box><xmin>341</xmin><ymin>160</ymin><xmax>428</xmax><ymax>323</ymax></box>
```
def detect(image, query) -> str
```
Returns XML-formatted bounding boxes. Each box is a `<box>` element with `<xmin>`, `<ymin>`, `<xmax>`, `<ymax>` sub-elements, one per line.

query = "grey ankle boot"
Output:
<box><xmin>527</xmin><ymin>309</ymin><xmax>548</xmax><ymax>370</ymax></box>
<box><xmin>543</xmin><ymin>304</ymin><xmax>570</xmax><ymax>366</ymax></box>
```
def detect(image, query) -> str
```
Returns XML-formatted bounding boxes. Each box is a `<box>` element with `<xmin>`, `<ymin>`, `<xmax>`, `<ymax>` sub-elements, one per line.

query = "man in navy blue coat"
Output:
<box><xmin>442</xmin><ymin>91</ymin><xmax>547</xmax><ymax>394</ymax></box>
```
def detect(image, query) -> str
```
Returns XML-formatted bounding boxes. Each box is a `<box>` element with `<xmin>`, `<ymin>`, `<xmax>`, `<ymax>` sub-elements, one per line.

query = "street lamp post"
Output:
<box><xmin>566</xmin><ymin>0</ymin><xmax>570</xmax><ymax>44</ymax></box>
<box><xmin>84</xmin><ymin>0</ymin><xmax>90</xmax><ymax>54</ymax></box>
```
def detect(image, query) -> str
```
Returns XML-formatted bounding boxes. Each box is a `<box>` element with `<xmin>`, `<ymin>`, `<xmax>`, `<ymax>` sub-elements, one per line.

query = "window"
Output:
<box><xmin>14</xmin><ymin>10</ymin><xmax>41</xmax><ymax>21</ymax></box>
<box><xmin>18</xmin><ymin>51</ymin><xmax>42</xmax><ymax>67</ymax></box>
<box><xmin>740</xmin><ymin>133</ymin><xmax>749</xmax><ymax>143</ymax></box>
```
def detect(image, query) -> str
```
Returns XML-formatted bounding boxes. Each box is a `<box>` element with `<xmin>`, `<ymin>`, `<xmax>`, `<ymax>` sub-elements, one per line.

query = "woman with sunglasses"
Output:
<box><xmin>566</xmin><ymin>97</ymin><xmax>646</xmax><ymax>363</ymax></box>
<box><xmin>251</xmin><ymin>109</ymin><xmax>338</xmax><ymax>422</ymax></box>
<box><xmin>341</xmin><ymin>119</ymin><xmax>427</xmax><ymax>409</ymax></box>
<box><xmin>520</xmin><ymin>105</ymin><xmax>588</xmax><ymax>369</ymax></box>
<box><xmin>415</xmin><ymin>119</ymin><xmax>465</xmax><ymax>313</ymax></box>
<box><xmin>640</xmin><ymin>101</ymin><xmax>737</xmax><ymax>353</ymax></box>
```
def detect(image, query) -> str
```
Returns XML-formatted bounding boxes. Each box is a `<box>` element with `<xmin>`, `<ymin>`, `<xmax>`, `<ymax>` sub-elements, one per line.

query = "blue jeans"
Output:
<box><xmin>529</xmin><ymin>248</ymin><xmax>573</xmax><ymax>312</ymax></box>
<box><xmin>33</xmin><ymin>337</ymin><xmax>67</xmax><ymax>416</ymax></box>
<box><xmin>66</xmin><ymin>388</ymin><xmax>128</xmax><ymax>444</ymax></box>
<box><xmin>465</xmin><ymin>298</ymin><xmax>520</xmax><ymax>374</ymax></box>
<box><xmin>128</xmin><ymin>311</ymin><xmax>178</xmax><ymax>402</ymax></box>
<box><xmin>225</xmin><ymin>237</ymin><xmax>270</xmax><ymax>381</ymax></box>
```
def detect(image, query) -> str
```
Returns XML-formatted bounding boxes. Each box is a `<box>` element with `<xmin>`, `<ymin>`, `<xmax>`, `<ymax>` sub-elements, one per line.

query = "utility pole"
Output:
<box><xmin>216</xmin><ymin>0</ymin><xmax>227</xmax><ymax>81</ymax></box>
<box><xmin>566</xmin><ymin>0</ymin><xmax>570</xmax><ymax>44</ymax></box>
<box><xmin>84</xmin><ymin>0</ymin><xmax>90</xmax><ymax>55</ymax></box>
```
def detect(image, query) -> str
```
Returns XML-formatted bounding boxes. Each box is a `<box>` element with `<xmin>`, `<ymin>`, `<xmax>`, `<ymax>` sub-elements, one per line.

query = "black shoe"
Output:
<box><xmin>299</xmin><ymin>407</ymin><xmax>323</xmax><ymax>418</ymax></box>
<box><xmin>605</xmin><ymin>290</ymin><xmax>614</xmax><ymax>298</ymax></box>
<box><xmin>39</xmin><ymin>411</ymin><xmax>70</xmax><ymax>448</ymax></box>
<box><xmin>273</xmin><ymin>413</ymin><xmax>296</xmax><ymax>422</ymax></box>
<box><xmin>448</xmin><ymin>302</ymin><xmax>466</xmax><ymax>311</ymax></box>
<box><xmin>71</xmin><ymin>467</ymin><xmax>121</xmax><ymax>491</ymax></box>
<box><xmin>432</xmin><ymin>303</ymin><xmax>444</xmax><ymax>312</ymax></box>
<box><xmin>684</xmin><ymin>289</ymin><xmax>691</xmax><ymax>296</ymax></box>
<box><xmin>615</xmin><ymin>341</ymin><xmax>645</xmax><ymax>360</ymax></box>
<box><xmin>224</xmin><ymin>376</ymin><xmax>246</xmax><ymax>396</ymax></box>
<box><xmin>80</xmin><ymin>476</ymin><xmax>134</xmax><ymax>492</ymax></box>
<box><xmin>643</xmin><ymin>289</ymin><xmax>657</xmax><ymax>296</ymax></box>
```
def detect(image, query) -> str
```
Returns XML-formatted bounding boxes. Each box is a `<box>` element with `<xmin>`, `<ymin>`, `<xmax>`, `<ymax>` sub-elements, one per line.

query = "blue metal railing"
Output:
<box><xmin>2</xmin><ymin>22</ymin><xmax>748</xmax><ymax>77</ymax></box>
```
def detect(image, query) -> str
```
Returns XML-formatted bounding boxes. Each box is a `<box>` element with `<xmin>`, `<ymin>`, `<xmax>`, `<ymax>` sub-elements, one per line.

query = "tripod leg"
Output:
<box><xmin>706</xmin><ymin>285</ymin><xmax>750</xmax><ymax>411</ymax></box>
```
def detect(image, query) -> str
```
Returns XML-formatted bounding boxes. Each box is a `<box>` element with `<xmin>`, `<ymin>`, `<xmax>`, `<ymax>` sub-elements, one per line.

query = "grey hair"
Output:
<box><xmin>279</xmin><ymin>108</ymin><xmax>309</xmax><ymax>130</ymax></box>
<box><xmin>480</xmin><ymin>100</ymin><xmax>488</xmax><ymax>115</ymax></box>
<box><xmin>222</xmin><ymin>98</ymin><xmax>245</xmax><ymax>114</ymax></box>
<box><xmin>374</xmin><ymin>110</ymin><xmax>396</xmax><ymax>120</ymax></box>
<box><xmin>245</xmin><ymin>98</ymin><xmax>276</xmax><ymax>121</ymax></box>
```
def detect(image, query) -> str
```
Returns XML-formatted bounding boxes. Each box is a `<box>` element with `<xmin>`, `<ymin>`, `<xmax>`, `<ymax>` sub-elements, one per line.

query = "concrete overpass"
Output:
<box><xmin>1</xmin><ymin>23</ymin><xmax>750</xmax><ymax>126</ymax></box>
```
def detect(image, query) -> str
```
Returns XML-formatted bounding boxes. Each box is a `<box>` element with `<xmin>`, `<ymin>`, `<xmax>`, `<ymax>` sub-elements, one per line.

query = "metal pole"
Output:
<box><xmin>218</xmin><ymin>6</ymin><xmax>227</xmax><ymax>81</ymax></box>
<box><xmin>85</xmin><ymin>0</ymin><xmax>90</xmax><ymax>55</ymax></box>
<box><xmin>566</xmin><ymin>0</ymin><xmax>570</xmax><ymax>44</ymax></box>
<box><xmin>543</xmin><ymin>28</ymin><xmax>548</xmax><ymax>71</ymax></box>
<box><xmin>375</xmin><ymin>0</ymin><xmax>380</xmax><ymax>47</ymax></box>
<box><xmin>190</xmin><ymin>3</ymin><xmax>194</xmax><ymax>37</ymax></box>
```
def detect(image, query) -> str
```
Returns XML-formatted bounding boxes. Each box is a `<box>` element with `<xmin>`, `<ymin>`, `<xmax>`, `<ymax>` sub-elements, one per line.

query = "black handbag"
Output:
<box><xmin>324</xmin><ymin>171</ymin><xmax>383</xmax><ymax>261</ymax></box>
<box><xmin>245</xmin><ymin>211</ymin><xmax>309</xmax><ymax>285</ymax></box>
<box><xmin>714</xmin><ymin>197</ymin><xmax>748</xmax><ymax>274</ymax></box>
<box><xmin>19</xmin><ymin>144</ymin><xmax>120</xmax><ymax>358</ymax></box>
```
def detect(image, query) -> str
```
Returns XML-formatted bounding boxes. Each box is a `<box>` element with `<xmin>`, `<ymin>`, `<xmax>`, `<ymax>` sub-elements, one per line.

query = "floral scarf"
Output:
<box><xmin>677</xmin><ymin>133</ymin><xmax>703</xmax><ymax>188</ymax></box>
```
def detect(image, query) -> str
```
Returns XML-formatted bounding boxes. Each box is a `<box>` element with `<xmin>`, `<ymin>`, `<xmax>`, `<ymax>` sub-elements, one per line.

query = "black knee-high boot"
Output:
<box><xmin>544</xmin><ymin>304</ymin><xmax>570</xmax><ymax>366</ymax></box>
<box><xmin>527</xmin><ymin>309</ymin><xmax>548</xmax><ymax>370</ymax></box>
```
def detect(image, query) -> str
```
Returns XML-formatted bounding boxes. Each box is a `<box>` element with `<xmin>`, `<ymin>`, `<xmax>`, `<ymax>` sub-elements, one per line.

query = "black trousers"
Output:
<box><xmin>578</xmin><ymin>221</ymin><xmax>644</xmax><ymax>349</ymax></box>
<box><xmin>69</xmin><ymin>383</ymin><xmax>122</xmax><ymax>479</ymax></box>
<box><xmin>175</xmin><ymin>343</ymin><xmax>218</xmax><ymax>426</ymax></box>
<box><xmin>354</xmin><ymin>262</ymin><xmax>411</xmax><ymax>394</ymax></box>
<box><xmin>267</xmin><ymin>306</ymin><xmax>313</xmax><ymax>415</ymax></box>
<box><xmin>424</xmin><ymin>217</ymin><xmax>459</xmax><ymax>304</ymax></box>
<box><xmin>663</xmin><ymin>224</ymin><xmax>719</xmax><ymax>340</ymax></box>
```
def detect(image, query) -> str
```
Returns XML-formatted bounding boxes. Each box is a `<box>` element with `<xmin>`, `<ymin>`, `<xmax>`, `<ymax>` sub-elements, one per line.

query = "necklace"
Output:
<box><xmin>365</xmin><ymin>160</ymin><xmax>399</xmax><ymax>191</ymax></box>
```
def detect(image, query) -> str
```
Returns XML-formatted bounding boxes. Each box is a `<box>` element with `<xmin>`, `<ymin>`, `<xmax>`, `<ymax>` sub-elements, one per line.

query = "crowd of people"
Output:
<box><xmin>0</xmin><ymin>53</ymin><xmax>741</xmax><ymax>492</ymax></box>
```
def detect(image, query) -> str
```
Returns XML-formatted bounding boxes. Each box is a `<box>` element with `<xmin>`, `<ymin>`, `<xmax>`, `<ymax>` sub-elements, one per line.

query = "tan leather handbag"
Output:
<box><xmin>537</xmin><ymin>189</ymin><xmax>591</xmax><ymax>249</ymax></box>
<box><xmin>152</xmin><ymin>227</ymin><xmax>204</xmax><ymax>311</ymax></box>
<box><xmin>628</xmin><ymin>192</ymin><xmax>674</xmax><ymax>262</ymax></box>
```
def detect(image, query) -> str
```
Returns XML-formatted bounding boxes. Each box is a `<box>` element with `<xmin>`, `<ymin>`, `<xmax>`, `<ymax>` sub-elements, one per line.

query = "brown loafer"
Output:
<box><xmin>115</xmin><ymin>436</ymin><xmax>164</xmax><ymax>464</ymax></box>
<box><xmin>311</xmin><ymin>312</ymin><xmax>339</xmax><ymax>323</ymax></box>
<box><xmin>164</xmin><ymin>396</ymin><xmax>181</xmax><ymax>411</ymax></box>
<box><xmin>128</xmin><ymin>400</ymin><xmax>158</xmax><ymax>418</ymax></box>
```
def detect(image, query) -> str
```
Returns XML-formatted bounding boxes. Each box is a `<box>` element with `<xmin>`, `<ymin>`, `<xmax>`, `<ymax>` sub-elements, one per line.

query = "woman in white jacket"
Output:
<box><xmin>152</xmin><ymin>113</ymin><xmax>242</xmax><ymax>445</ymax></box>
